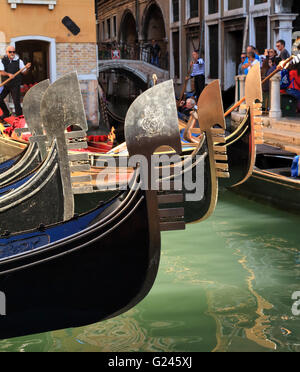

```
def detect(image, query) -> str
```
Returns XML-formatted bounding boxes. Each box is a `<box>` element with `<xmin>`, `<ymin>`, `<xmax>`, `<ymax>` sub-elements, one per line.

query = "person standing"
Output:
<box><xmin>0</xmin><ymin>46</ymin><xmax>31</xmax><ymax>121</ymax></box>
<box><xmin>262</xmin><ymin>58</ymin><xmax>277</xmax><ymax>111</ymax></box>
<box><xmin>150</xmin><ymin>40</ymin><xmax>161</xmax><ymax>67</ymax></box>
<box><xmin>242</xmin><ymin>51</ymin><xmax>259</xmax><ymax>75</ymax></box>
<box><xmin>190</xmin><ymin>50</ymin><xmax>205</xmax><ymax>100</ymax></box>
<box><xmin>276</xmin><ymin>39</ymin><xmax>290</xmax><ymax>61</ymax></box>
<box><xmin>242</xmin><ymin>45</ymin><xmax>260</xmax><ymax>75</ymax></box>
<box><xmin>238</xmin><ymin>53</ymin><xmax>247</xmax><ymax>75</ymax></box>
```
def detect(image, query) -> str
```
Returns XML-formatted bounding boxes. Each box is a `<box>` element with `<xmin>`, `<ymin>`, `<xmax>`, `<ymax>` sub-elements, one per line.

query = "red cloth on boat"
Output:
<box><xmin>3</xmin><ymin>115</ymin><xmax>27</xmax><ymax>137</ymax></box>
<box><xmin>87</xmin><ymin>135</ymin><xmax>109</xmax><ymax>142</ymax></box>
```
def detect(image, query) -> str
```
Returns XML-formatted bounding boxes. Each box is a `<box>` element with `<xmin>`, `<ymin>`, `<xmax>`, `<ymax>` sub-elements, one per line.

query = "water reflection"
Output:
<box><xmin>0</xmin><ymin>189</ymin><xmax>300</xmax><ymax>352</ymax></box>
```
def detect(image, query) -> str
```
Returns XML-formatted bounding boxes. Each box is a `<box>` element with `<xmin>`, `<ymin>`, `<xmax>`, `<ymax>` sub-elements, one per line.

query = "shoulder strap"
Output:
<box><xmin>291</xmin><ymin>77</ymin><xmax>295</xmax><ymax>89</ymax></box>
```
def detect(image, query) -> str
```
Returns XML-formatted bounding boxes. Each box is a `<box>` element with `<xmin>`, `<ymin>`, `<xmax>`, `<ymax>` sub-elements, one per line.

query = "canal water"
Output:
<box><xmin>0</xmin><ymin>187</ymin><xmax>299</xmax><ymax>352</ymax></box>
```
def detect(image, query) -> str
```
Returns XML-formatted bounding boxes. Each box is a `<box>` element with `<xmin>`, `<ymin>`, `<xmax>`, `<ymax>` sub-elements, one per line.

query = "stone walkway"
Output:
<box><xmin>232</xmin><ymin>111</ymin><xmax>300</xmax><ymax>154</ymax></box>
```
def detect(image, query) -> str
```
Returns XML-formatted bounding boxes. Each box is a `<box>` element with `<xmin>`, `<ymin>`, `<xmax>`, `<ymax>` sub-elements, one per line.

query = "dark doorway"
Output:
<box><xmin>254</xmin><ymin>16</ymin><xmax>267</xmax><ymax>55</ymax></box>
<box><xmin>208</xmin><ymin>24</ymin><xmax>219</xmax><ymax>79</ymax></box>
<box><xmin>224</xmin><ymin>19</ymin><xmax>244</xmax><ymax>90</ymax></box>
<box><xmin>15</xmin><ymin>40</ymin><xmax>49</xmax><ymax>85</ymax></box>
<box><xmin>292</xmin><ymin>1</ymin><xmax>300</xmax><ymax>33</ymax></box>
<box><xmin>172</xmin><ymin>31</ymin><xmax>180</xmax><ymax>79</ymax></box>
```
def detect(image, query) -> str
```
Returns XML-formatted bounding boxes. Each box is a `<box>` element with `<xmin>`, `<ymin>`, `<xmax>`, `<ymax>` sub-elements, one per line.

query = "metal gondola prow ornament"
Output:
<box><xmin>40</xmin><ymin>71</ymin><xmax>88</xmax><ymax>133</ymax></box>
<box><xmin>125</xmin><ymin>80</ymin><xmax>182</xmax><ymax>159</ymax></box>
<box><xmin>22</xmin><ymin>79</ymin><xmax>50</xmax><ymax>160</ymax></box>
<box><xmin>244</xmin><ymin>62</ymin><xmax>263</xmax><ymax>112</ymax></box>
<box><xmin>196</xmin><ymin>80</ymin><xmax>228</xmax><ymax>219</ymax></box>
<box><xmin>233</xmin><ymin>62</ymin><xmax>263</xmax><ymax>187</ymax></box>
<box><xmin>40</xmin><ymin>72</ymin><xmax>90</xmax><ymax>221</ymax></box>
<box><xmin>125</xmin><ymin>79</ymin><xmax>185</xmax><ymax>233</ymax></box>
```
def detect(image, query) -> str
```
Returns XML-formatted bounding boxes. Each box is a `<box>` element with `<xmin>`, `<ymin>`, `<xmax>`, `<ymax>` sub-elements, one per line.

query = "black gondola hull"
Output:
<box><xmin>233</xmin><ymin>146</ymin><xmax>300</xmax><ymax>213</ymax></box>
<box><xmin>0</xmin><ymin>188</ymin><xmax>159</xmax><ymax>339</ymax></box>
<box><xmin>219</xmin><ymin>109</ymin><xmax>254</xmax><ymax>188</ymax></box>
<box><xmin>0</xmin><ymin>145</ymin><xmax>65</xmax><ymax>234</ymax></box>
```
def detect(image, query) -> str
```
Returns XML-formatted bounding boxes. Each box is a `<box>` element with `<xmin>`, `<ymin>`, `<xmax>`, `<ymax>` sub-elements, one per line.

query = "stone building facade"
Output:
<box><xmin>204</xmin><ymin>0</ymin><xmax>300</xmax><ymax>91</ymax></box>
<box><xmin>96</xmin><ymin>0</ymin><xmax>170</xmax><ymax>69</ymax></box>
<box><xmin>97</xmin><ymin>0</ymin><xmax>299</xmax><ymax>97</ymax></box>
<box><xmin>0</xmin><ymin>0</ymin><xmax>98</xmax><ymax>127</ymax></box>
<box><xmin>96</xmin><ymin>0</ymin><xmax>205</xmax><ymax>96</ymax></box>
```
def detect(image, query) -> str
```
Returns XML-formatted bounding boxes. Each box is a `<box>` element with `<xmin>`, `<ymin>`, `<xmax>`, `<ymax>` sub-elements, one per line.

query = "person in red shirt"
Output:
<box><xmin>286</xmin><ymin>63</ymin><xmax>300</xmax><ymax>111</ymax></box>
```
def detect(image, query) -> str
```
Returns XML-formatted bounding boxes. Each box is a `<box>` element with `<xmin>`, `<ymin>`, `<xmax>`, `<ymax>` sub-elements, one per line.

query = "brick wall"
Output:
<box><xmin>56</xmin><ymin>43</ymin><xmax>98</xmax><ymax>77</ymax></box>
<box><xmin>56</xmin><ymin>43</ymin><xmax>99</xmax><ymax>128</ymax></box>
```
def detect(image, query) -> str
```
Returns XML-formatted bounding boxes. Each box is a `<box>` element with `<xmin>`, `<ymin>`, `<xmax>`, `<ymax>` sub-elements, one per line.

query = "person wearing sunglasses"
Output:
<box><xmin>238</xmin><ymin>53</ymin><xmax>247</xmax><ymax>75</ymax></box>
<box><xmin>0</xmin><ymin>46</ymin><xmax>31</xmax><ymax>122</ymax></box>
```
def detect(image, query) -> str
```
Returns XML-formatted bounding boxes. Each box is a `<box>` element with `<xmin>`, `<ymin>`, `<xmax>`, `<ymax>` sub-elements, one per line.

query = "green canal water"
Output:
<box><xmin>0</xmin><ymin>188</ymin><xmax>300</xmax><ymax>352</ymax></box>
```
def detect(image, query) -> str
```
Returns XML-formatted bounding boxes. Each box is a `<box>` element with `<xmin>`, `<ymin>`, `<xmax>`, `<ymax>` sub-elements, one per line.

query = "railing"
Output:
<box><xmin>234</xmin><ymin>73</ymin><xmax>299</xmax><ymax>118</ymax></box>
<box><xmin>98</xmin><ymin>43</ymin><xmax>169</xmax><ymax>71</ymax></box>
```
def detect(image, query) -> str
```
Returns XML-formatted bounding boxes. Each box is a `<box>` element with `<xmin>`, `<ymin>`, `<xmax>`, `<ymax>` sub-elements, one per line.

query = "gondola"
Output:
<box><xmin>0</xmin><ymin>78</ymin><xmax>187</xmax><ymax>340</ymax></box>
<box><xmin>85</xmin><ymin>63</ymin><xmax>263</xmax><ymax>195</ymax></box>
<box><xmin>0</xmin><ymin>80</ymin><xmax>50</xmax><ymax>185</ymax></box>
<box><xmin>0</xmin><ymin>74</ymin><xmax>121</xmax><ymax>227</ymax></box>
<box><xmin>164</xmin><ymin>80</ymin><xmax>228</xmax><ymax>223</ymax></box>
<box><xmin>75</xmin><ymin>80</ymin><xmax>229</xmax><ymax>224</ymax></box>
<box><xmin>0</xmin><ymin>74</ymin><xmax>93</xmax><ymax>232</ymax></box>
<box><xmin>0</xmin><ymin>147</ymin><xmax>25</xmax><ymax>175</ymax></box>
<box><xmin>0</xmin><ymin>135</ymin><xmax>27</xmax><ymax>172</ymax></box>
<box><xmin>0</xmin><ymin>63</ymin><xmax>261</xmax><ymax>192</ymax></box>
<box><xmin>0</xmin><ymin>80</ymin><xmax>112</xmax><ymax>177</ymax></box>
<box><xmin>233</xmin><ymin>144</ymin><xmax>300</xmax><ymax>213</ymax></box>
<box><xmin>181</xmin><ymin>63</ymin><xmax>264</xmax><ymax>188</ymax></box>
<box><xmin>0</xmin><ymin>75</ymin><xmax>228</xmax><ymax>225</ymax></box>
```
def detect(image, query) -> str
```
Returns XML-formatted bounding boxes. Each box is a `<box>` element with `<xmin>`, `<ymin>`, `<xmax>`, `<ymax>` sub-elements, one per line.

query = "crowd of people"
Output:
<box><xmin>179</xmin><ymin>39</ymin><xmax>300</xmax><ymax>120</ymax></box>
<box><xmin>238</xmin><ymin>40</ymin><xmax>300</xmax><ymax>112</ymax></box>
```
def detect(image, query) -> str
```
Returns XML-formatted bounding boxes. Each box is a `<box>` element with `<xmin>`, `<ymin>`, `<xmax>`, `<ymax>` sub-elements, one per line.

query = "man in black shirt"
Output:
<box><xmin>0</xmin><ymin>46</ymin><xmax>31</xmax><ymax>121</ymax></box>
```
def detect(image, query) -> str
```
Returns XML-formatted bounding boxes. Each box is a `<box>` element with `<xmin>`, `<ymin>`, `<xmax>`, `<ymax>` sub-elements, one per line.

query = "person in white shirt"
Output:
<box><xmin>0</xmin><ymin>45</ymin><xmax>31</xmax><ymax>120</ymax></box>
<box><xmin>190</xmin><ymin>50</ymin><xmax>205</xmax><ymax>100</ymax></box>
<box><xmin>242</xmin><ymin>51</ymin><xmax>259</xmax><ymax>73</ymax></box>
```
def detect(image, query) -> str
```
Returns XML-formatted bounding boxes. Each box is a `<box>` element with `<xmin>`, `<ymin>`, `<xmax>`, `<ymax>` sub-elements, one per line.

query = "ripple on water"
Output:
<box><xmin>0</xmin><ymin>189</ymin><xmax>300</xmax><ymax>351</ymax></box>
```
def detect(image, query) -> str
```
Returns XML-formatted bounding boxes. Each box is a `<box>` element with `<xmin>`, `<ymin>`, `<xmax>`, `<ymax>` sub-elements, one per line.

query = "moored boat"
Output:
<box><xmin>0</xmin><ymin>78</ymin><xmax>186</xmax><ymax>339</ymax></box>
<box><xmin>0</xmin><ymin>76</ymin><xmax>228</xmax><ymax>225</ymax></box>
<box><xmin>179</xmin><ymin>63</ymin><xmax>264</xmax><ymax>189</ymax></box>
<box><xmin>233</xmin><ymin>144</ymin><xmax>300</xmax><ymax>213</ymax></box>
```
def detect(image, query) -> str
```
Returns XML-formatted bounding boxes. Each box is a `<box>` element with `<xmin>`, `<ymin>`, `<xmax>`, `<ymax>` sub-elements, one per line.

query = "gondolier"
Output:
<box><xmin>0</xmin><ymin>46</ymin><xmax>31</xmax><ymax>121</ymax></box>
<box><xmin>190</xmin><ymin>50</ymin><xmax>205</xmax><ymax>100</ymax></box>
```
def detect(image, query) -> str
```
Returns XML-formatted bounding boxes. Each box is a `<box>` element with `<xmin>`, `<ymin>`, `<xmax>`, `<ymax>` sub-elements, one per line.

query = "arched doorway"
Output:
<box><xmin>142</xmin><ymin>2</ymin><xmax>167</xmax><ymax>69</ymax></box>
<box><xmin>119</xmin><ymin>11</ymin><xmax>138</xmax><ymax>47</ymax></box>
